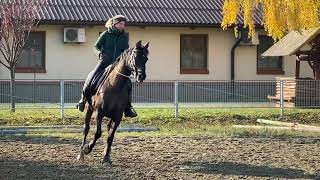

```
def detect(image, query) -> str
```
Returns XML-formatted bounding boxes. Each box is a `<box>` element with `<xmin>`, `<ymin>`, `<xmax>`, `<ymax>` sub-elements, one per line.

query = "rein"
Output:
<box><xmin>114</xmin><ymin>68</ymin><xmax>132</xmax><ymax>79</ymax></box>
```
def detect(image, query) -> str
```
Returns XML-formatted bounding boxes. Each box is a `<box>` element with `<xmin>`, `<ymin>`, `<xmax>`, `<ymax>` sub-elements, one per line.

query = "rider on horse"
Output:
<box><xmin>77</xmin><ymin>15</ymin><xmax>137</xmax><ymax>117</ymax></box>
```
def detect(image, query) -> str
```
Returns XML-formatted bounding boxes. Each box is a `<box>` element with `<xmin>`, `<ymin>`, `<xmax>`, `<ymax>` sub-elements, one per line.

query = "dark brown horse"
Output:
<box><xmin>77</xmin><ymin>40</ymin><xmax>149</xmax><ymax>165</ymax></box>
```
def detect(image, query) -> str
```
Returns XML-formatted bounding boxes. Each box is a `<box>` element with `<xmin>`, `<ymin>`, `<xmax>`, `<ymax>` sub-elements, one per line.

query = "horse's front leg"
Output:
<box><xmin>102</xmin><ymin>116</ymin><xmax>121</xmax><ymax>165</ymax></box>
<box><xmin>82</xmin><ymin>110</ymin><xmax>104</xmax><ymax>155</ymax></box>
<box><xmin>77</xmin><ymin>108</ymin><xmax>93</xmax><ymax>161</ymax></box>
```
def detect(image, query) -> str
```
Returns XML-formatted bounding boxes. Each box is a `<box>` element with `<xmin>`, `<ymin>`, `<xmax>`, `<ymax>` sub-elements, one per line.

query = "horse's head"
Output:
<box><xmin>128</xmin><ymin>40</ymin><xmax>149</xmax><ymax>83</ymax></box>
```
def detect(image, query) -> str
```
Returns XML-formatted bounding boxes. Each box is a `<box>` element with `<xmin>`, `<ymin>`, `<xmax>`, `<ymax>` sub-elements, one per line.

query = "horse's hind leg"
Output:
<box><xmin>83</xmin><ymin>109</ymin><xmax>104</xmax><ymax>155</ymax></box>
<box><xmin>77</xmin><ymin>108</ymin><xmax>93</xmax><ymax>161</ymax></box>
<box><xmin>102</xmin><ymin>116</ymin><xmax>121</xmax><ymax>165</ymax></box>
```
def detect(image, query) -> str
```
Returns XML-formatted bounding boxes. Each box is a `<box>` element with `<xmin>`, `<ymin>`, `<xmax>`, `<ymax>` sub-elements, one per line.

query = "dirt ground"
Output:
<box><xmin>0</xmin><ymin>135</ymin><xmax>319</xmax><ymax>180</ymax></box>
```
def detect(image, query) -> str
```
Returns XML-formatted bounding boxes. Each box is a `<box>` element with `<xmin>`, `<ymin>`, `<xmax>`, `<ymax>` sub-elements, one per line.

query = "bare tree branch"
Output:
<box><xmin>0</xmin><ymin>46</ymin><xmax>9</xmax><ymax>63</ymax></box>
<box><xmin>0</xmin><ymin>0</ymin><xmax>46</xmax><ymax>112</ymax></box>
<box><xmin>0</xmin><ymin>59</ymin><xmax>9</xmax><ymax>69</ymax></box>
<box><xmin>0</xmin><ymin>0</ymin><xmax>45</xmax><ymax>66</ymax></box>
<box><xmin>0</xmin><ymin>36</ymin><xmax>10</xmax><ymax>61</ymax></box>
<box><xmin>0</xmin><ymin>44</ymin><xmax>10</xmax><ymax>68</ymax></box>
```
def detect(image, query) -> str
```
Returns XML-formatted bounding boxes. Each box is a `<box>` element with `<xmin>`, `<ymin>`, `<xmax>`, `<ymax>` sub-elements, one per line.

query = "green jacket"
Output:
<box><xmin>93</xmin><ymin>28</ymin><xmax>129</xmax><ymax>63</ymax></box>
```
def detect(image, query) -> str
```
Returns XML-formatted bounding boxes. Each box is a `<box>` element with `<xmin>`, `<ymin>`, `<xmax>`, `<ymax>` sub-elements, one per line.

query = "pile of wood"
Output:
<box><xmin>233</xmin><ymin>119</ymin><xmax>320</xmax><ymax>133</ymax></box>
<box><xmin>268</xmin><ymin>77</ymin><xmax>320</xmax><ymax>107</ymax></box>
<box><xmin>268</xmin><ymin>77</ymin><xmax>296</xmax><ymax>103</ymax></box>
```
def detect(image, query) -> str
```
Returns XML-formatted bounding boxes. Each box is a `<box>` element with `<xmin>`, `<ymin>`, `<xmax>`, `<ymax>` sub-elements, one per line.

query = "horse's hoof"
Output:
<box><xmin>102</xmin><ymin>157</ymin><xmax>112</xmax><ymax>166</ymax></box>
<box><xmin>77</xmin><ymin>152</ymin><xmax>84</xmax><ymax>162</ymax></box>
<box><xmin>82</xmin><ymin>144</ymin><xmax>92</xmax><ymax>155</ymax></box>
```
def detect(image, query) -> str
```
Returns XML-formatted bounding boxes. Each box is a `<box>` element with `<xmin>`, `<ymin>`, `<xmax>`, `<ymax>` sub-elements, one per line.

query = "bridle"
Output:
<box><xmin>114</xmin><ymin>49</ymin><xmax>139</xmax><ymax>79</ymax></box>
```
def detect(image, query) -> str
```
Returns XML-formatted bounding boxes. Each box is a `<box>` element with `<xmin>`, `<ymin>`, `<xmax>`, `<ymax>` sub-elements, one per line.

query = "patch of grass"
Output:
<box><xmin>0</xmin><ymin>109</ymin><xmax>84</xmax><ymax>126</ymax></box>
<box><xmin>0</xmin><ymin>108</ymin><xmax>320</xmax><ymax>127</ymax></box>
<box><xmin>2</xmin><ymin>124</ymin><xmax>319</xmax><ymax>141</ymax></box>
<box><xmin>124</xmin><ymin>108</ymin><xmax>320</xmax><ymax>127</ymax></box>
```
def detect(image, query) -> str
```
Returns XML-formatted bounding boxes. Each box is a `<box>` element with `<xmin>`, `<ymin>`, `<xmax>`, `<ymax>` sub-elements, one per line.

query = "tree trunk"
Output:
<box><xmin>10</xmin><ymin>67</ymin><xmax>16</xmax><ymax>112</ymax></box>
<box><xmin>316</xmin><ymin>71</ymin><xmax>320</xmax><ymax>80</ymax></box>
<box><xmin>313</xmin><ymin>59</ymin><xmax>320</xmax><ymax>80</ymax></box>
<box><xmin>295</xmin><ymin>58</ymin><xmax>300</xmax><ymax>79</ymax></box>
<box><xmin>316</xmin><ymin>61</ymin><xmax>320</xmax><ymax>80</ymax></box>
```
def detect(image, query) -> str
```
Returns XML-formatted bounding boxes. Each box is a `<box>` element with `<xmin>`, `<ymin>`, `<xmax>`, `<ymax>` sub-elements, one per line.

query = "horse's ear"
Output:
<box><xmin>144</xmin><ymin>42</ymin><xmax>150</xmax><ymax>49</ymax></box>
<box><xmin>136</xmin><ymin>40</ymin><xmax>142</xmax><ymax>48</ymax></box>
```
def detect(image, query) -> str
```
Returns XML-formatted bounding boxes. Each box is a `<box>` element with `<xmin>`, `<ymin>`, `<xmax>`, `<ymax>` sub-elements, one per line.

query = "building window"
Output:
<box><xmin>257</xmin><ymin>35</ymin><xmax>283</xmax><ymax>75</ymax></box>
<box><xmin>16</xmin><ymin>31</ymin><xmax>46</xmax><ymax>73</ymax></box>
<box><xmin>180</xmin><ymin>34</ymin><xmax>208</xmax><ymax>74</ymax></box>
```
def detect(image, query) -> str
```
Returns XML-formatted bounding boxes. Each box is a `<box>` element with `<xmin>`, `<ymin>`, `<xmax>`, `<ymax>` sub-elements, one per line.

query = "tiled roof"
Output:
<box><xmin>6</xmin><ymin>0</ymin><xmax>264</xmax><ymax>26</ymax></box>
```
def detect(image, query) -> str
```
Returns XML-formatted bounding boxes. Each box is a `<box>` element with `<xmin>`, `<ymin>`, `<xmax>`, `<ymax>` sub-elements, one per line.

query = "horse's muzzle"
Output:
<box><xmin>137</xmin><ymin>73</ymin><xmax>146</xmax><ymax>83</ymax></box>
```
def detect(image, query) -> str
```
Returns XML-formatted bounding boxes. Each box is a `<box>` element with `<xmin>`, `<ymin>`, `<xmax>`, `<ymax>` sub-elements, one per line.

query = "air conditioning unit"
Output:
<box><xmin>64</xmin><ymin>28</ymin><xmax>86</xmax><ymax>43</ymax></box>
<box><xmin>239</xmin><ymin>30</ymin><xmax>259</xmax><ymax>46</ymax></box>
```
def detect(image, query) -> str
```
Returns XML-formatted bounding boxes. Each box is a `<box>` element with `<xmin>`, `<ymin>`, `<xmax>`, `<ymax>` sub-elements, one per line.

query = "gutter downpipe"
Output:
<box><xmin>231</xmin><ymin>32</ymin><xmax>244</xmax><ymax>81</ymax></box>
<box><xmin>230</xmin><ymin>29</ymin><xmax>244</xmax><ymax>101</ymax></box>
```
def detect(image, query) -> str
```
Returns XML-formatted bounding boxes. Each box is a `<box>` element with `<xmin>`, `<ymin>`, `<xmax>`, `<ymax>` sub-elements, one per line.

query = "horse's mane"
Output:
<box><xmin>110</xmin><ymin>48</ymin><xmax>134</xmax><ymax>69</ymax></box>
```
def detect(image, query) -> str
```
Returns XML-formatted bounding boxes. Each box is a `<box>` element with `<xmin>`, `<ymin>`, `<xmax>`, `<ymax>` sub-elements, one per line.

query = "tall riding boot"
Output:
<box><xmin>124</xmin><ymin>80</ymin><xmax>137</xmax><ymax>117</ymax></box>
<box><xmin>76</xmin><ymin>83</ymin><xmax>90</xmax><ymax>112</ymax></box>
<box><xmin>77</xmin><ymin>58</ymin><xmax>110</xmax><ymax>112</ymax></box>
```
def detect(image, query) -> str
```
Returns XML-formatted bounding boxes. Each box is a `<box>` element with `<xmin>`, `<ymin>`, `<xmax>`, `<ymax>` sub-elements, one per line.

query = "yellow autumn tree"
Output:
<box><xmin>221</xmin><ymin>0</ymin><xmax>320</xmax><ymax>40</ymax></box>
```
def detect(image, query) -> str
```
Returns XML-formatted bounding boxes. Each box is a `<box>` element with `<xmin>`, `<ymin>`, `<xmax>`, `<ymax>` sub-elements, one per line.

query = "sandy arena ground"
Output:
<box><xmin>0</xmin><ymin>135</ymin><xmax>319</xmax><ymax>179</ymax></box>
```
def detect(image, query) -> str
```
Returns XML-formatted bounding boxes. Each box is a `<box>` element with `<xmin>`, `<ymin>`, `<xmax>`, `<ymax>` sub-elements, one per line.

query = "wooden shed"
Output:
<box><xmin>263</xmin><ymin>28</ymin><xmax>320</xmax><ymax>107</ymax></box>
